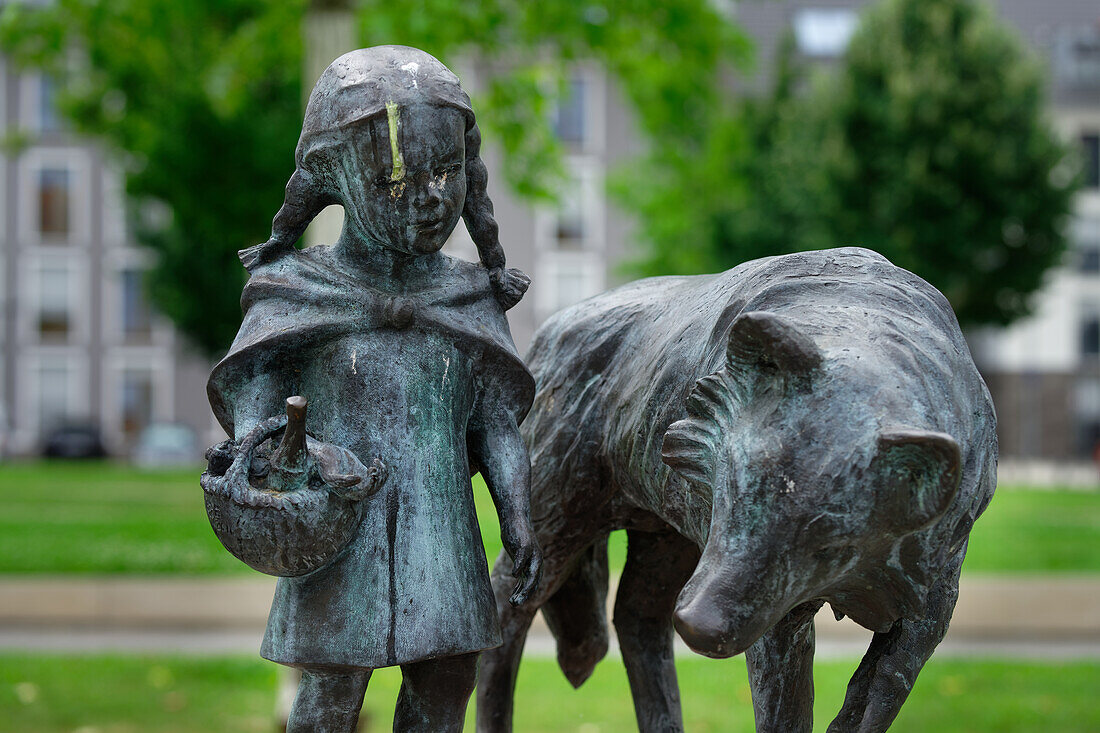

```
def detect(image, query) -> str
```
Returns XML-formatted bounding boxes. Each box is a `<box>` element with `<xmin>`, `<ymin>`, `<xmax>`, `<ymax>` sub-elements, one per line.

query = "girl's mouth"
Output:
<box><xmin>413</xmin><ymin>218</ymin><xmax>445</xmax><ymax>233</ymax></box>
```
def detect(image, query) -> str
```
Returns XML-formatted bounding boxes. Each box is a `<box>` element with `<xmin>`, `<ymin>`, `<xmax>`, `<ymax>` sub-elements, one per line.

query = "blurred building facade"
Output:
<box><xmin>968</xmin><ymin>0</ymin><xmax>1100</xmax><ymax>462</ymax></box>
<box><xmin>1</xmin><ymin>1</ymin><xmax>1097</xmax><ymax>464</ymax></box>
<box><xmin>0</xmin><ymin>60</ymin><xmax>213</xmax><ymax>457</ymax></box>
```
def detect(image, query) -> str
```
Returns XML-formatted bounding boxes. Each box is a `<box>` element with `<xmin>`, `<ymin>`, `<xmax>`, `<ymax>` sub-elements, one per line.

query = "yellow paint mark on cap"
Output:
<box><xmin>385</xmin><ymin>101</ymin><xmax>406</xmax><ymax>181</ymax></box>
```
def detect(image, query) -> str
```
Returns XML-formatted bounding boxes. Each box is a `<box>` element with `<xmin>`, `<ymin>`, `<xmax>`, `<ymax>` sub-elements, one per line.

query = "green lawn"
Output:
<box><xmin>962</xmin><ymin>486</ymin><xmax>1100</xmax><ymax>573</ymax></box>
<box><xmin>0</xmin><ymin>461</ymin><xmax>1097</xmax><ymax>575</ymax></box>
<box><xmin>0</xmin><ymin>653</ymin><xmax>1096</xmax><ymax>732</ymax></box>
<box><xmin>0</xmin><ymin>462</ymin><xmax>243</xmax><ymax>575</ymax></box>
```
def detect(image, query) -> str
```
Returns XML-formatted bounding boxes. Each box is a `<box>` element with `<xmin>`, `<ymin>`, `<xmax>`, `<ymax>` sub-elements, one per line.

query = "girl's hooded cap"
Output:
<box><xmin>240</xmin><ymin>42</ymin><xmax>526</xmax><ymax>309</ymax></box>
<box><xmin>297</xmin><ymin>45</ymin><xmax>474</xmax><ymax>165</ymax></box>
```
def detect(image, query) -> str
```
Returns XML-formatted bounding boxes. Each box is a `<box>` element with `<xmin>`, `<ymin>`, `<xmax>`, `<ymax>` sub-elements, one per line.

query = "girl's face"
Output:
<box><xmin>340</xmin><ymin>104</ymin><xmax>467</xmax><ymax>256</ymax></box>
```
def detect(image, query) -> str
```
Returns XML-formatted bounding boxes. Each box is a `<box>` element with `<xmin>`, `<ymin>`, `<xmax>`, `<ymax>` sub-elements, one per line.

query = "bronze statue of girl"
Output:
<box><xmin>202</xmin><ymin>46</ymin><xmax>541</xmax><ymax>732</ymax></box>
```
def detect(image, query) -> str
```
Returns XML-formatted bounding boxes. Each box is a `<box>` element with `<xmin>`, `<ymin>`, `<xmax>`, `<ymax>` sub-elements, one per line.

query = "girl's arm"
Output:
<box><xmin>468</xmin><ymin>393</ymin><xmax>542</xmax><ymax>606</ymax></box>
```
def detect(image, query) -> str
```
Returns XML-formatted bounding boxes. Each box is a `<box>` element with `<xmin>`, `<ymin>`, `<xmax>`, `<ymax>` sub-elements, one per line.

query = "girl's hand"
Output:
<box><xmin>504</xmin><ymin>526</ymin><xmax>542</xmax><ymax>606</ymax></box>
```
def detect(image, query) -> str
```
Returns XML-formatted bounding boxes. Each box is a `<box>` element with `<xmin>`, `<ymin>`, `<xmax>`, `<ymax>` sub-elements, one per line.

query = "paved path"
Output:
<box><xmin>1</xmin><ymin>575</ymin><xmax>1098</xmax><ymax>658</ymax></box>
<box><xmin>3</xmin><ymin>626</ymin><xmax>1099</xmax><ymax>661</ymax></box>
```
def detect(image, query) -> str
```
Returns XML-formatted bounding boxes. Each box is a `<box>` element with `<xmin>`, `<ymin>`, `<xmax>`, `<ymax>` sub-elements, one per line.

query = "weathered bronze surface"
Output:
<box><xmin>201</xmin><ymin>46</ymin><xmax>541</xmax><ymax>732</ymax></box>
<box><xmin>477</xmin><ymin>247</ymin><xmax>997</xmax><ymax>733</ymax></box>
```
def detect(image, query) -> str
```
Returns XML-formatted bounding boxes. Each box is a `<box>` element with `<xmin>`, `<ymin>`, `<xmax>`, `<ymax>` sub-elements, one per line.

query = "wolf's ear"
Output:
<box><xmin>725</xmin><ymin>311</ymin><xmax>823</xmax><ymax>383</ymax></box>
<box><xmin>662</xmin><ymin>312</ymin><xmax>823</xmax><ymax>484</ymax></box>
<box><xmin>872</xmin><ymin>429</ymin><xmax>962</xmax><ymax>533</ymax></box>
<box><xmin>661</xmin><ymin>372</ymin><xmax>732</xmax><ymax>485</ymax></box>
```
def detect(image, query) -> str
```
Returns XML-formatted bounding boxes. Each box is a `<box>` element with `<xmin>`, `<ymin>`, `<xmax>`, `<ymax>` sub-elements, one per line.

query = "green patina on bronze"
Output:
<box><xmin>478</xmin><ymin>247</ymin><xmax>998</xmax><ymax>733</ymax></box>
<box><xmin>200</xmin><ymin>46</ymin><xmax>539</xmax><ymax>732</ymax></box>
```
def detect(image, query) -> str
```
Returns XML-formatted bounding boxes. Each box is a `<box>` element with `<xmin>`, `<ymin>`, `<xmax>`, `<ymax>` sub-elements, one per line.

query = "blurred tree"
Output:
<box><xmin>0</xmin><ymin>0</ymin><xmax>750</xmax><ymax>356</ymax></box>
<box><xmin>626</xmin><ymin>0</ymin><xmax>1080</xmax><ymax>328</ymax></box>
<box><xmin>1</xmin><ymin>0</ymin><xmax>304</xmax><ymax>357</ymax></box>
<box><xmin>615</xmin><ymin>32</ymin><xmax>829</xmax><ymax>278</ymax></box>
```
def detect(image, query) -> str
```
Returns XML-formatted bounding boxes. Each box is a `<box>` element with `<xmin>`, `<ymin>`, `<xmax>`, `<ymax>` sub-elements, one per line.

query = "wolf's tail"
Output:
<box><xmin>540</xmin><ymin>535</ymin><xmax>611</xmax><ymax>688</ymax></box>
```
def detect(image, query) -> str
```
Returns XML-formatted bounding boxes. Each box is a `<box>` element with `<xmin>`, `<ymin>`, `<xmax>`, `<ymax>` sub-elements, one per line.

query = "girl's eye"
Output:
<box><xmin>434</xmin><ymin>162</ymin><xmax>462</xmax><ymax>178</ymax></box>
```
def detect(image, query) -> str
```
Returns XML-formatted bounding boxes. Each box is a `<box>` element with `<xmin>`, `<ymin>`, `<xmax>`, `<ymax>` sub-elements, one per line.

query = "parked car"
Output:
<box><xmin>133</xmin><ymin>422</ymin><xmax>199</xmax><ymax>467</ymax></box>
<box><xmin>42</xmin><ymin>424</ymin><xmax>108</xmax><ymax>459</ymax></box>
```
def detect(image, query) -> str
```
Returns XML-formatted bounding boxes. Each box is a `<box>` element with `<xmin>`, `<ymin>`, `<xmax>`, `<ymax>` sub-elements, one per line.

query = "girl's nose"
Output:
<box><xmin>414</xmin><ymin>174</ymin><xmax>444</xmax><ymax>207</ymax></box>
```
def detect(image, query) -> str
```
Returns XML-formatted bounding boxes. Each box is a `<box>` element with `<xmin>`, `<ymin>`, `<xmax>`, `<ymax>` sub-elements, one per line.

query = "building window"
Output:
<box><xmin>36</xmin><ymin>362</ymin><xmax>73</xmax><ymax>435</ymax></box>
<box><xmin>554</xmin><ymin>183</ymin><xmax>586</xmax><ymax>249</ymax></box>
<box><xmin>538</xmin><ymin>252</ymin><xmax>603</xmax><ymax>317</ymax></box>
<box><xmin>36</xmin><ymin>265</ymin><xmax>73</xmax><ymax>341</ymax></box>
<box><xmin>792</xmin><ymin>8</ymin><xmax>859</xmax><ymax>58</ymax></box>
<box><xmin>549</xmin><ymin>260</ymin><xmax>589</xmax><ymax>309</ymax></box>
<box><xmin>544</xmin><ymin>164</ymin><xmax>602</xmax><ymax>253</ymax></box>
<box><xmin>1080</xmin><ymin>245</ymin><xmax>1100</xmax><ymax>274</ymax></box>
<box><xmin>39</xmin><ymin>75</ymin><xmax>60</xmax><ymax>133</ymax></box>
<box><xmin>120</xmin><ymin>268</ymin><xmax>153</xmax><ymax>340</ymax></box>
<box><xmin>554</xmin><ymin>76</ymin><xmax>587</xmax><ymax>146</ymax></box>
<box><xmin>1082</xmin><ymin>316</ymin><xmax>1100</xmax><ymax>357</ymax></box>
<box><xmin>38</xmin><ymin>168</ymin><xmax>71</xmax><ymax>236</ymax></box>
<box><xmin>1082</xmin><ymin>134</ymin><xmax>1100</xmax><ymax>189</ymax></box>
<box><xmin>1053</xmin><ymin>27</ymin><xmax>1100</xmax><ymax>90</ymax></box>
<box><xmin>102</xmin><ymin>167</ymin><xmax>128</xmax><ymax>246</ymax></box>
<box><xmin>120</xmin><ymin>368</ymin><xmax>154</xmax><ymax>437</ymax></box>
<box><xmin>1081</xmin><ymin>420</ymin><xmax>1100</xmax><ymax>457</ymax></box>
<box><xmin>1076</xmin><ymin>378</ymin><xmax>1100</xmax><ymax>456</ymax></box>
<box><xmin>20</xmin><ymin>152</ymin><xmax>88</xmax><ymax>245</ymax></box>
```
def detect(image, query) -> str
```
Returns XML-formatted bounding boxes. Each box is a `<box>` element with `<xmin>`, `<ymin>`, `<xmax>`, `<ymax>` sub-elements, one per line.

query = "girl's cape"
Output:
<box><xmin>207</xmin><ymin>246</ymin><xmax>534</xmax><ymax>438</ymax></box>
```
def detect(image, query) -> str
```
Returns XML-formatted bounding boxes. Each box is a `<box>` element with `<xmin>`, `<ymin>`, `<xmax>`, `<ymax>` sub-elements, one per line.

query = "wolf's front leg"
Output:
<box><xmin>827</xmin><ymin>550</ymin><xmax>964</xmax><ymax>733</ymax></box>
<box><xmin>745</xmin><ymin>600</ymin><xmax>822</xmax><ymax>733</ymax></box>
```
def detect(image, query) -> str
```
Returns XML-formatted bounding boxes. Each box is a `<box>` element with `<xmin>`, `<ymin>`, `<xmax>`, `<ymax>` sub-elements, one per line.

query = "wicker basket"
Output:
<box><xmin>201</xmin><ymin>473</ymin><xmax>361</xmax><ymax>577</ymax></box>
<box><xmin>201</xmin><ymin>399</ymin><xmax>364</xmax><ymax>577</ymax></box>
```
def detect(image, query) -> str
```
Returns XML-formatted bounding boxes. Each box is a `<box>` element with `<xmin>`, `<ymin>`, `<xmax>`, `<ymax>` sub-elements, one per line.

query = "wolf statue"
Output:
<box><xmin>477</xmin><ymin>247</ymin><xmax>996</xmax><ymax>733</ymax></box>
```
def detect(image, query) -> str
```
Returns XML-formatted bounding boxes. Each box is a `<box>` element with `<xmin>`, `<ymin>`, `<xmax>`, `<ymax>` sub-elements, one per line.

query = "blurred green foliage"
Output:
<box><xmin>623</xmin><ymin>0</ymin><xmax>1080</xmax><ymax>328</ymax></box>
<box><xmin>2</xmin><ymin>653</ymin><xmax>1099</xmax><ymax>732</ymax></box>
<box><xmin>0</xmin><ymin>0</ymin><xmax>749</xmax><ymax>356</ymax></box>
<box><xmin>0</xmin><ymin>0</ymin><xmax>304</xmax><ymax>358</ymax></box>
<box><xmin>3</xmin><ymin>0</ymin><xmax>1070</xmax><ymax>344</ymax></box>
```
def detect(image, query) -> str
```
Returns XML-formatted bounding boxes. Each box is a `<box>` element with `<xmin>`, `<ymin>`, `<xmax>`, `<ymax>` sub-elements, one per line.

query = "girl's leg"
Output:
<box><xmin>394</xmin><ymin>652</ymin><xmax>480</xmax><ymax>732</ymax></box>
<box><xmin>286</xmin><ymin>667</ymin><xmax>371</xmax><ymax>733</ymax></box>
